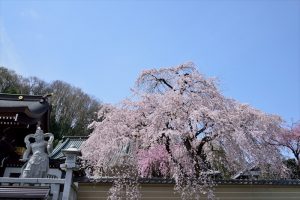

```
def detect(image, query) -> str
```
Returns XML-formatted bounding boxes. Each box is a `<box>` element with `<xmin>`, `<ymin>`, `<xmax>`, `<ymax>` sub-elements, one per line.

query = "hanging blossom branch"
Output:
<box><xmin>266</xmin><ymin>122</ymin><xmax>300</xmax><ymax>169</ymax></box>
<box><xmin>82</xmin><ymin>62</ymin><xmax>286</xmax><ymax>199</ymax></box>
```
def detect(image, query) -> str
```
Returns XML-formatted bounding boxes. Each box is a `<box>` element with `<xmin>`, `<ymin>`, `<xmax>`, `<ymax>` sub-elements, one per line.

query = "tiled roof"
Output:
<box><xmin>231</xmin><ymin>162</ymin><xmax>259</xmax><ymax>179</ymax></box>
<box><xmin>50</xmin><ymin>136</ymin><xmax>88</xmax><ymax>159</ymax></box>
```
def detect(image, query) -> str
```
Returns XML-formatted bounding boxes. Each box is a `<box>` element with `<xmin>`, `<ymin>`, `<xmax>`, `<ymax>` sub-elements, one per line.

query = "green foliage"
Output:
<box><xmin>0</xmin><ymin>66</ymin><xmax>101</xmax><ymax>140</ymax></box>
<box><xmin>0</xmin><ymin>67</ymin><xmax>22</xmax><ymax>94</ymax></box>
<box><xmin>210</xmin><ymin>148</ymin><xmax>232</xmax><ymax>179</ymax></box>
<box><xmin>284</xmin><ymin>159</ymin><xmax>300</xmax><ymax>179</ymax></box>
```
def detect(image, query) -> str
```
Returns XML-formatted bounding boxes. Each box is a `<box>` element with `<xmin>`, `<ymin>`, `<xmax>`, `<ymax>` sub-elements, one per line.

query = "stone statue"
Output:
<box><xmin>20</xmin><ymin>126</ymin><xmax>54</xmax><ymax>178</ymax></box>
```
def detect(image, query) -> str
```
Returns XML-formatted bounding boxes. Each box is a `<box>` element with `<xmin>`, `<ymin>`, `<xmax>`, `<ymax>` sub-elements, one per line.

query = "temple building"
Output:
<box><xmin>0</xmin><ymin>94</ymin><xmax>75</xmax><ymax>199</ymax></box>
<box><xmin>0</xmin><ymin>93</ymin><xmax>51</xmax><ymax>177</ymax></box>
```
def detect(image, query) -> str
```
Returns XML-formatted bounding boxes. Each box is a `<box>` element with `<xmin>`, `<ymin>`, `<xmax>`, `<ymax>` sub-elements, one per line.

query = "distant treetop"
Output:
<box><xmin>0</xmin><ymin>66</ymin><xmax>102</xmax><ymax>140</ymax></box>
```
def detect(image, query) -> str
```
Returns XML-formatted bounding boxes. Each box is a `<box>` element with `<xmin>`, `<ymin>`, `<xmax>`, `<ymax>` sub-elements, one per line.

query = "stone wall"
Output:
<box><xmin>78</xmin><ymin>182</ymin><xmax>300</xmax><ymax>200</ymax></box>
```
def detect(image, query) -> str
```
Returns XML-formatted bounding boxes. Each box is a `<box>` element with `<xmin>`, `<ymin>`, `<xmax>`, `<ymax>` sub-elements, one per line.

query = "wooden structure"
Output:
<box><xmin>0</xmin><ymin>93</ymin><xmax>51</xmax><ymax>177</ymax></box>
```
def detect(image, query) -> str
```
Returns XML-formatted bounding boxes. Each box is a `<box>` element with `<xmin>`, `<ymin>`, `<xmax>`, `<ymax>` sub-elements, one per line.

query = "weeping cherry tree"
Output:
<box><xmin>81</xmin><ymin>63</ymin><xmax>286</xmax><ymax>199</ymax></box>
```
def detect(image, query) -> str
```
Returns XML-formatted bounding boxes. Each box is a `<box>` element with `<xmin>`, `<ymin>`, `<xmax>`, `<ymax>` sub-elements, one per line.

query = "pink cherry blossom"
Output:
<box><xmin>82</xmin><ymin>62</ymin><xmax>286</xmax><ymax>199</ymax></box>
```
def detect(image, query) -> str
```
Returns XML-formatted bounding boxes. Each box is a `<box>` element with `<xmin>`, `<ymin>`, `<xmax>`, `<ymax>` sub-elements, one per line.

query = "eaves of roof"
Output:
<box><xmin>0</xmin><ymin>93</ymin><xmax>50</xmax><ymax>119</ymax></box>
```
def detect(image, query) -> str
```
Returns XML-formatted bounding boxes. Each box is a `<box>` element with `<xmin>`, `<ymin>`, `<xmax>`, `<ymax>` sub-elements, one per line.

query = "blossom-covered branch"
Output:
<box><xmin>82</xmin><ymin>62</ymin><xmax>286</xmax><ymax>199</ymax></box>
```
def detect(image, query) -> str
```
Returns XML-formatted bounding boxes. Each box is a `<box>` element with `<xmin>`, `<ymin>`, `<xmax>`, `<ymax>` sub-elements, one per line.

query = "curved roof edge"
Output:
<box><xmin>0</xmin><ymin>93</ymin><xmax>50</xmax><ymax>119</ymax></box>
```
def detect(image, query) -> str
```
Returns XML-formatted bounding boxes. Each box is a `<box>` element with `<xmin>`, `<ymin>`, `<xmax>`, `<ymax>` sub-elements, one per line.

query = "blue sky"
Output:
<box><xmin>0</xmin><ymin>0</ymin><xmax>299</xmax><ymax>123</ymax></box>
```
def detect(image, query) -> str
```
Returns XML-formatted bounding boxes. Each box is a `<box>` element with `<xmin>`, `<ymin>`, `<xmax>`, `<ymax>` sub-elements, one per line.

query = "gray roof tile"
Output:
<box><xmin>50</xmin><ymin>136</ymin><xmax>88</xmax><ymax>159</ymax></box>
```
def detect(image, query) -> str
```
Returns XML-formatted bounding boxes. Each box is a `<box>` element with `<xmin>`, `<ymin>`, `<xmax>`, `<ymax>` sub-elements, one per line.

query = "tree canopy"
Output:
<box><xmin>266</xmin><ymin>121</ymin><xmax>300</xmax><ymax>177</ymax></box>
<box><xmin>0</xmin><ymin>66</ymin><xmax>101</xmax><ymax>140</ymax></box>
<box><xmin>82</xmin><ymin>63</ymin><xmax>286</xmax><ymax>199</ymax></box>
